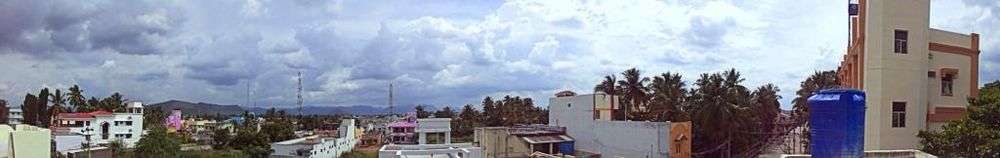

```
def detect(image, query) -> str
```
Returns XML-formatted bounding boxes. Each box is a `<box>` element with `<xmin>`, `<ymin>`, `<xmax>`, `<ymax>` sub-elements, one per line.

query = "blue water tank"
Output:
<box><xmin>558</xmin><ymin>141</ymin><xmax>575</xmax><ymax>155</ymax></box>
<box><xmin>808</xmin><ymin>89</ymin><xmax>865</xmax><ymax>158</ymax></box>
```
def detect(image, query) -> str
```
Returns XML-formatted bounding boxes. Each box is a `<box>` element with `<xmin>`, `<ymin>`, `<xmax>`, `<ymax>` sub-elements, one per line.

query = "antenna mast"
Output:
<box><xmin>297</xmin><ymin>71</ymin><xmax>303</xmax><ymax>116</ymax></box>
<box><xmin>388</xmin><ymin>83</ymin><xmax>394</xmax><ymax>116</ymax></box>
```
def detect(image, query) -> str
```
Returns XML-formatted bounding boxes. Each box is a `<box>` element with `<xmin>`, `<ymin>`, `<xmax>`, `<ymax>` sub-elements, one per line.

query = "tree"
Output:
<box><xmin>143</xmin><ymin>108</ymin><xmax>166</xmax><ymax>130</ymax></box>
<box><xmin>481</xmin><ymin>97</ymin><xmax>502</xmax><ymax>126</ymax></box>
<box><xmin>260</xmin><ymin>110</ymin><xmax>295</xmax><ymax>142</ymax></box>
<box><xmin>49</xmin><ymin>89</ymin><xmax>68</xmax><ymax>121</ymax></box>
<box><xmin>100</xmin><ymin>92</ymin><xmax>126</xmax><ymax>112</ymax></box>
<box><xmin>791</xmin><ymin>70</ymin><xmax>839</xmax><ymax>151</ymax></box>
<box><xmin>648</xmin><ymin>72</ymin><xmax>688</xmax><ymax>122</ymax></box>
<box><xmin>434</xmin><ymin>106</ymin><xmax>456</xmax><ymax>118</ymax></box>
<box><xmin>22</xmin><ymin>94</ymin><xmax>37</xmax><ymax>125</ymax></box>
<box><xmin>414</xmin><ymin>105</ymin><xmax>431</xmax><ymax>118</ymax></box>
<box><xmin>135</xmin><ymin>126</ymin><xmax>182</xmax><ymax>158</ymax></box>
<box><xmin>107</xmin><ymin>139</ymin><xmax>124</xmax><ymax>158</ymax></box>
<box><xmin>918</xmin><ymin>80</ymin><xmax>1000</xmax><ymax>157</ymax></box>
<box><xmin>455</xmin><ymin>104</ymin><xmax>481</xmax><ymax>137</ymax></box>
<box><xmin>211</xmin><ymin>127</ymin><xmax>232</xmax><ymax>149</ymax></box>
<box><xmin>617</xmin><ymin>68</ymin><xmax>650</xmax><ymax>120</ymax></box>
<box><xmin>0</xmin><ymin>99</ymin><xmax>8</xmax><ymax>124</ymax></box>
<box><xmin>37</xmin><ymin>88</ymin><xmax>51</xmax><ymax>127</ymax></box>
<box><xmin>68</xmin><ymin>85</ymin><xmax>89</xmax><ymax>112</ymax></box>
<box><xmin>87</xmin><ymin>97</ymin><xmax>101</xmax><ymax>112</ymax></box>
<box><xmin>687</xmin><ymin>69</ymin><xmax>756</xmax><ymax>157</ymax></box>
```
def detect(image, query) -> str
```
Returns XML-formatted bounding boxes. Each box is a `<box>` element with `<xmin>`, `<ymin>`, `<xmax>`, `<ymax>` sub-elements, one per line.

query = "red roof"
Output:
<box><xmin>57</xmin><ymin>110</ymin><xmax>114</xmax><ymax>119</ymax></box>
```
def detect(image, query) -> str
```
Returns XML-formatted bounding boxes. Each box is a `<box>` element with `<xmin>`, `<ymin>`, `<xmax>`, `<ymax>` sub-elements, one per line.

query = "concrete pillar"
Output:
<box><xmin>419</xmin><ymin>132</ymin><xmax>427</xmax><ymax>144</ymax></box>
<box><xmin>445</xmin><ymin>132</ymin><xmax>452</xmax><ymax>144</ymax></box>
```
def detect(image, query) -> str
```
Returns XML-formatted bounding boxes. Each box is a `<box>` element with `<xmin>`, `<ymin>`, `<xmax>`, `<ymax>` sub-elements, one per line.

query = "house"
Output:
<box><xmin>271</xmin><ymin>119</ymin><xmax>359</xmax><ymax>158</ymax></box>
<box><xmin>549</xmin><ymin>93</ymin><xmax>690</xmax><ymax>158</ymax></box>
<box><xmin>0</xmin><ymin>124</ymin><xmax>52</xmax><ymax>158</ymax></box>
<box><xmin>52</xmin><ymin>102</ymin><xmax>145</xmax><ymax>147</ymax></box>
<box><xmin>473</xmin><ymin>125</ymin><xmax>574</xmax><ymax>158</ymax></box>
<box><xmin>7</xmin><ymin>107</ymin><xmax>22</xmax><ymax>124</ymax></box>
<box><xmin>379</xmin><ymin>116</ymin><xmax>483</xmax><ymax>158</ymax></box>
<box><xmin>836</xmin><ymin>0</ymin><xmax>983</xmax><ymax>150</ymax></box>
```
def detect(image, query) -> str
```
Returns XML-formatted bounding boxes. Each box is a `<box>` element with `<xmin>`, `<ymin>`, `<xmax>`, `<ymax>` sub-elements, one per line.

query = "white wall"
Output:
<box><xmin>549</xmin><ymin>95</ymin><xmax>671</xmax><ymax>158</ymax></box>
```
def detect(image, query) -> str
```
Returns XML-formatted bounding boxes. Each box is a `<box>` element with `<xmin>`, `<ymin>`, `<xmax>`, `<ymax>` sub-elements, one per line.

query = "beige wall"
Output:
<box><xmin>473</xmin><ymin>128</ymin><xmax>532</xmax><ymax>158</ymax></box>
<box><xmin>862</xmin><ymin>0</ymin><xmax>930</xmax><ymax>150</ymax></box>
<box><xmin>928</xmin><ymin>51</ymin><xmax>973</xmax><ymax>107</ymax></box>
<box><xmin>856</xmin><ymin>0</ymin><xmax>980</xmax><ymax>150</ymax></box>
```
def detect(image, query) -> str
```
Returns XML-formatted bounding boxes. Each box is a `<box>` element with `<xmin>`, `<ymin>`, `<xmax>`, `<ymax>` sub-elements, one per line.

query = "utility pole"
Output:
<box><xmin>297</xmin><ymin>71</ymin><xmax>303</xmax><ymax>116</ymax></box>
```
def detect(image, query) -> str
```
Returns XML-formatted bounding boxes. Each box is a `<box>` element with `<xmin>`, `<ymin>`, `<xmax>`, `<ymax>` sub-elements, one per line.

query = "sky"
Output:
<box><xmin>0</xmin><ymin>0</ymin><xmax>997</xmax><ymax>110</ymax></box>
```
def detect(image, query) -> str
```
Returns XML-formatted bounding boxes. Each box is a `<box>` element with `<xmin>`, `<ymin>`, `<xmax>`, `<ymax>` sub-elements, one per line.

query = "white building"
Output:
<box><xmin>271</xmin><ymin>119</ymin><xmax>359</xmax><ymax>158</ymax></box>
<box><xmin>549</xmin><ymin>93</ymin><xmax>673</xmax><ymax>158</ymax></box>
<box><xmin>379</xmin><ymin>117</ymin><xmax>483</xmax><ymax>158</ymax></box>
<box><xmin>53</xmin><ymin>102</ymin><xmax>145</xmax><ymax>148</ymax></box>
<box><xmin>7</xmin><ymin>107</ymin><xmax>22</xmax><ymax>124</ymax></box>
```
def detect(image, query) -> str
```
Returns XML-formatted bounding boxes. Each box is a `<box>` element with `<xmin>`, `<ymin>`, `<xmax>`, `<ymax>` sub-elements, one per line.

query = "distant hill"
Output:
<box><xmin>147</xmin><ymin>100</ymin><xmax>245</xmax><ymax>116</ymax></box>
<box><xmin>148</xmin><ymin>100</ymin><xmax>428</xmax><ymax>116</ymax></box>
<box><xmin>248</xmin><ymin>104</ymin><xmax>427</xmax><ymax>116</ymax></box>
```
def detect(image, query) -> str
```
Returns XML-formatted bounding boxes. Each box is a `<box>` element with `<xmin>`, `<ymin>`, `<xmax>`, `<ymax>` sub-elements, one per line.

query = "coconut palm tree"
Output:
<box><xmin>649</xmin><ymin>72</ymin><xmax>688</xmax><ymax>122</ymax></box>
<box><xmin>617</xmin><ymin>68</ymin><xmax>650</xmax><ymax>120</ymax></box>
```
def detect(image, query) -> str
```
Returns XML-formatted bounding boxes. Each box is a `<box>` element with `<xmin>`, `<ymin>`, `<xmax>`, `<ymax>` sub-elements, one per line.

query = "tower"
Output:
<box><xmin>388</xmin><ymin>83</ymin><xmax>394</xmax><ymax>116</ymax></box>
<box><xmin>297</xmin><ymin>71</ymin><xmax>303</xmax><ymax>116</ymax></box>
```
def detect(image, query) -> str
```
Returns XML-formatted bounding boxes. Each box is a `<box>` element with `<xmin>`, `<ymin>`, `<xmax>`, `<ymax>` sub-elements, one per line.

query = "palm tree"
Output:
<box><xmin>617</xmin><ymin>68</ymin><xmax>650</xmax><ymax>120</ymax></box>
<box><xmin>68</xmin><ymin>85</ymin><xmax>87</xmax><ymax>112</ymax></box>
<box><xmin>50</xmin><ymin>89</ymin><xmax>68</xmax><ymax>113</ymax></box>
<box><xmin>649</xmin><ymin>72</ymin><xmax>688</xmax><ymax>121</ymax></box>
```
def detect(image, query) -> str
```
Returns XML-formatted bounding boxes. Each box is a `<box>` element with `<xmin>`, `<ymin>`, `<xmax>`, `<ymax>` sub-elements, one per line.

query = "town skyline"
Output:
<box><xmin>1</xmin><ymin>0</ymin><xmax>998</xmax><ymax>109</ymax></box>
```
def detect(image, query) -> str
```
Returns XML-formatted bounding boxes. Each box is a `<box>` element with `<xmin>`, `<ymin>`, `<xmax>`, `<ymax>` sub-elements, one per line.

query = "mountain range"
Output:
<box><xmin>146</xmin><ymin>100</ymin><xmax>425</xmax><ymax>116</ymax></box>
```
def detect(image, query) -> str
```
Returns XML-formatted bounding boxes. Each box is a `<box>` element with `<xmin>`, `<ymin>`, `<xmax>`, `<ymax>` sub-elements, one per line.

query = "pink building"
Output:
<box><xmin>166</xmin><ymin>109</ymin><xmax>183</xmax><ymax>132</ymax></box>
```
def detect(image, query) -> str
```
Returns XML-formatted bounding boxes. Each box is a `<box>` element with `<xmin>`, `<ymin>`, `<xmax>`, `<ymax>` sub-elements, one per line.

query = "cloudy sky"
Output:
<box><xmin>0</xmin><ymin>0</ymin><xmax>997</xmax><ymax>110</ymax></box>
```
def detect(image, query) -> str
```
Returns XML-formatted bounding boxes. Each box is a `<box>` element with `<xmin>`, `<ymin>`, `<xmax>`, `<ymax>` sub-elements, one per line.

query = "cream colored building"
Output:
<box><xmin>837</xmin><ymin>0</ymin><xmax>981</xmax><ymax>150</ymax></box>
<box><xmin>0</xmin><ymin>124</ymin><xmax>52</xmax><ymax>158</ymax></box>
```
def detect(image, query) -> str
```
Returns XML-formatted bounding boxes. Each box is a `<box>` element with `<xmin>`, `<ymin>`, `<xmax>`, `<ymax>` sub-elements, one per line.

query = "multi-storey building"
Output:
<box><xmin>836</xmin><ymin>0</ymin><xmax>982</xmax><ymax>150</ymax></box>
<box><xmin>52</xmin><ymin>102</ymin><xmax>145</xmax><ymax>147</ymax></box>
<box><xmin>7</xmin><ymin>107</ymin><xmax>22</xmax><ymax>124</ymax></box>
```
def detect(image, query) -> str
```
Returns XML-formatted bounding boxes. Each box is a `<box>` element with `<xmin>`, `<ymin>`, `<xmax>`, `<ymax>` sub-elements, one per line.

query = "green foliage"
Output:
<box><xmin>261</xmin><ymin>108</ymin><xmax>296</xmax><ymax>142</ymax></box>
<box><xmin>143</xmin><ymin>108</ymin><xmax>166</xmax><ymax>130</ymax></box>
<box><xmin>647</xmin><ymin>72</ymin><xmax>689</xmax><ymax>122</ymax></box>
<box><xmin>68</xmin><ymin>85</ymin><xmax>88</xmax><ymax>111</ymax></box>
<box><xmin>918</xmin><ymin>80</ymin><xmax>1000</xmax><ymax>157</ymax></box>
<box><xmin>454</xmin><ymin>104</ymin><xmax>482</xmax><ymax>137</ymax></box>
<box><xmin>594</xmin><ymin>68</ymin><xmax>784</xmax><ymax>157</ymax></box>
<box><xmin>211</xmin><ymin>127</ymin><xmax>232</xmax><ymax>150</ymax></box>
<box><xmin>134</xmin><ymin>126</ymin><xmax>182</xmax><ymax>158</ymax></box>
<box><xmin>434</xmin><ymin>106</ymin><xmax>455</xmax><ymax>118</ymax></box>
<box><xmin>177</xmin><ymin>150</ymin><xmax>248</xmax><ymax>158</ymax></box>
<box><xmin>790</xmin><ymin>70</ymin><xmax>839</xmax><ymax>152</ymax></box>
<box><xmin>414</xmin><ymin>105</ymin><xmax>431</xmax><ymax>118</ymax></box>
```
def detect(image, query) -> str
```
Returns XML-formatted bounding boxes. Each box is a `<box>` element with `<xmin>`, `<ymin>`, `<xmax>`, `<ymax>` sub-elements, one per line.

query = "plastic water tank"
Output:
<box><xmin>807</xmin><ymin>89</ymin><xmax>865</xmax><ymax>158</ymax></box>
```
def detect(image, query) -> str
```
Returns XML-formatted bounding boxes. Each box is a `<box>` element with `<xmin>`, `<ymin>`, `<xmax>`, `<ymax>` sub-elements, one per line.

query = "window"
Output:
<box><xmin>894</xmin><ymin>30</ymin><xmax>908</xmax><ymax>54</ymax></box>
<box><xmin>927</xmin><ymin>71</ymin><xmax>936</xmax><ymax>78</ymax></box>
<box><xmin>942</xmin><ymin>74</ymin><xmax>954</xmax><ymax>96</ymax></box>
<box><xmin>892</xmin><ymin>102</ymin><xmax>906</xmax><ymax>128</ymax></box>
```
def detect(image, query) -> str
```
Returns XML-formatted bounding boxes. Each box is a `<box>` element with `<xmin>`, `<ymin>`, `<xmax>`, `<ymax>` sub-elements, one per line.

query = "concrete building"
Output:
<box><xmin>836</xmin><ymin>0</ymin><xmax>983</xmax><ymax>150</ymax></box>
<box><xmin>0</xmin><ymin>124</ymin><xmax>52</xmax><ymax>158</ymax></box>
<box><xmin>549</xmin><ymin>93</ymin><xmax>678</xmax><ymax>158</ymax></box>
<box><xmin>271</xmin><ymin>119</ymin><xmax>359</xmax><ymax>158</ymax></box>
<box><xmin>7</xmin><ymin>107</ymin><xmax>22</xmax><ymax>124</ymax></box>
<box><xmin>52</xmin><ymin>102</ymin><xmax>145</xmax><ymax>147</ymax></box>
<box><xmin>473</xmin><ymin>125</ymin><xmax>574</xmax><ymax>158</ymax></box>
<box><xmin>379</xmin><ymin>117</ymin><xmax>484</xmax><ymax>158</ymax></box>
